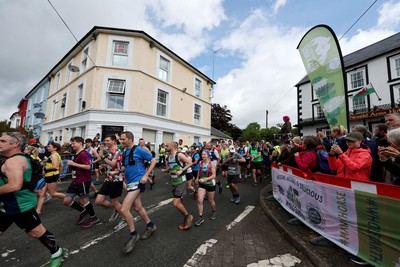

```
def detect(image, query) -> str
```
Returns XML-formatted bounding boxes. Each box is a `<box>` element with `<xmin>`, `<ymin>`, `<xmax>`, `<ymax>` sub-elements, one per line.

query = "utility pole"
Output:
<box><xmin>266</xmin><ymin>110</ymin><xmax>269</xmax><ymax>129</ymax></box>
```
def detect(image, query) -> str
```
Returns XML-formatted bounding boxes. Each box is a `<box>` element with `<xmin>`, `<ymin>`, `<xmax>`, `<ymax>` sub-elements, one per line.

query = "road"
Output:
<box><xmin>0</xmin><ymin>170</ymin><xmax>311</xmax><ymax>267</ymax></box>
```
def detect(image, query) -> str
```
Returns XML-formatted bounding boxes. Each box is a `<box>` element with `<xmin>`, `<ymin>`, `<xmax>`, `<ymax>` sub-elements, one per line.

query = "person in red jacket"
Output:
<box><xmin>294</xmin><ymin>136</ymin><xmax>318</xmax><ymax>174</ymax></box>
<box><xmin>328</xmin><ymin>132</ymin><xmax>372</xmax><ymax>181</ymax></box>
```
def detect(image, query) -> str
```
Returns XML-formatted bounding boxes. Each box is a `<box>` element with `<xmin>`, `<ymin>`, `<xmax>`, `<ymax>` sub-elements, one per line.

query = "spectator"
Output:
<box><xmin>275</xmin><ymin>143</ymin><xmax>290</xmax><ymax>164</ymax></box>
<box><xmin>385</xmin><ymin>113</ymin><xmax>400</xmax><ymax>130</ymax></box>
<box><xmin>328</xmin><ymin>132</ymin><xmax>372</xmax><ymax>181</ymax></box>
<box><xmin>373</xmin><ymin>124</ymin><xmax>389</xmax><ymax>147</ymax></box>
<box><xmin>294</xmin><ymin>136</ymin><xmax>318</xmax><ymax>174</ymax></box>
<box><xmin>281</xmin><ymin>116</ymin><xmax>292</xmax><ymax>143</ymax></box>
<box><xmin>318</xmin><ymin>125</ymin><xmax>348</xmax><ymax>152</ymax></box>
<box><xmin>378</xmin><ymin>128</ymin><xmax>400</xmax><ymax>185</ymax></box>
<box><xmin>280</xmin><ymin>136</ymin><xmax>302</xmax><ymax>168</ymax></box>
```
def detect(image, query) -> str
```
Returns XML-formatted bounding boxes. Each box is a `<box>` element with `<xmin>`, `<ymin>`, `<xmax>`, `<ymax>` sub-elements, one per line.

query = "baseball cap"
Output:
<box><xmin>344</xmin><ymin>132</ymin><xmax>363</xmax><ymax>141</ymax></box>
<box><xmin>182</xmin><ymin>147</ymin><xmax>189</xmax><ymax>153</ymax></box>
<box><xmin>198</xmin><ymin>143</ymin><xmax>203</xmax><ymax>147</ymax></box>
<box><xmin>229</xmin><ymin>145</ymin><xmax>236</xmax><ymax>153</ymax></box>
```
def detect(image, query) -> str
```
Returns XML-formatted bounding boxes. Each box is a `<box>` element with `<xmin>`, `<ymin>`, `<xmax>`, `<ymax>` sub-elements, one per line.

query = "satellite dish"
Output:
<box><xmin>68</xmin><ymin>64</ymin><xmax>80</xmax><ymax>72</ymax></box>
<box><xmin>34</xmin><ymin>112</ymin><xmax>45</xmax><ymax>119</ymax></box>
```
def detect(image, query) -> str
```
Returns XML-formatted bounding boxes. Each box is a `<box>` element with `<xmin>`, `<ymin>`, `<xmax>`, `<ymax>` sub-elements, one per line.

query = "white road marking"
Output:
<box><xmin>247</xmin><ymin>254</ymin><xmax>301</xmax><ymax>267</ymax></box>
<box><xmin>183</xmin><ymin>239</ymin><xmax>218</xmax><ymax>267</ymax></box>
<box><xmin>226</xmin><ymin>205</ymin><xmax>255</xmax><ymax>230</ymax></box>
<box><xmin>1</xmin><ymin>249</ymin><xmax>15</xmax><ymax>258</ymax></box>
<box><xmin>40</xmin><ymin>198</ymin><xmax>173</xmax><ymax>266</ymax></box>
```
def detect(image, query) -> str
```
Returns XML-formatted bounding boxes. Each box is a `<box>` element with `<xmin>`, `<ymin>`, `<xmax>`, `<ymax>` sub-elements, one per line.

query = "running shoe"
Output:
<box><xmin>140</xmin><ymin>224</ymin><xmax>157</xmax><ymax>240</ymax></box>
<box><xmin>225</xmin><ymin>183</ymin><xmax>229</xmax><ymax>189</ymax></box>
<box><xmin>109</xmin><ymin>210</ymin><xmax>119</xmax><ymax>222</ymax></box>
<box><xmin>218</xmin><ymin>186</ymin><xmax>223</xmax><ymax>194</ymax></box>
<box><xmin>234</xmin><ymin>196</ymin><xmax>241</xmax><ymax>204</ymax></box>
<box><xmin>114</xmin><ymin>220</ymin><xmax>127</xmax><ymax>230</ymax></box>
<box><xmin>49</xmin><ymin>248</ymin><xmax>68</xmax><ymax>267</ymax></box>
<box><xmin>194</xmin><ymin>217</ymin><xmax>204</xmax><ymax>226</ymax></box>
<box><xmin>45</xmin><ymin>195</ymin><xmax>52</xmax><ymax>204</ymax></box>
<box><xmin>178</xmin><ymin>214</ymin><xmax>194</xmax><ymax>230</ymax></box>
<box><xmin>210</xmin><ymin>211</ymin><xmax>217</xmax><ymax>220</ymax></box>
<box><xmin>81</xmin><ymin>216</ymin><xmax>100</xmax><ymax>228</ymax></box>
<box><xmin>76</xmin><ymin>212</ymin><xmax>89</xmax><ymax>225</ymax></box>
<box><xmin>122</xmin><ymin>234</ymin><xmax>140</xmax><ymax>254</ymax></box>
<box><xmin>230</xmin><ymin>197</ymin><xmax>235</xmax><ymax>203</ymax></box>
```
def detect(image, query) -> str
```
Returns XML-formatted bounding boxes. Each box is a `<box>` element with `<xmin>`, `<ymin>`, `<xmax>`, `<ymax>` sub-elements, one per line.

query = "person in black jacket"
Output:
<box><xmin>378</xmin><ymin>128</ymin><xmax>400</xmax><ymax>185</ymax></box>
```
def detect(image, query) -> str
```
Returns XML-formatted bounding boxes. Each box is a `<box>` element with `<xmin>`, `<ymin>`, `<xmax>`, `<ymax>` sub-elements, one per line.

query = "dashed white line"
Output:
<box><xmin>183</xmin><ymin>239</ymin><xmax>218</xmax><ymax>267</ymax></box>
<box><xmin>247</xmin><ymin>254</ymin><xmax>301</xmax><ymax>267</ymax></box>
<box><xmin>226</xmin><ymin>205</ymin><xmax>255</xmax><ymax>230</ymax></box>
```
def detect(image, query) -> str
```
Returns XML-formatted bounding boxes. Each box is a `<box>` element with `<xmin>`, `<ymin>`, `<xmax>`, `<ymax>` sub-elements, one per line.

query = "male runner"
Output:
<box><xmin>119</xmin><ymin>131</ymin><xmax>156</xmax><ymax>254</ymax></box>
<box><xmin>64</xmin><ymin>137</ymin><xmax>99</xmax><ymax>228</ymax></box>
<box><xmin>95</xmin><ymin>135</ymin><xmax>123</xmax><ymax>222</ymax></box>
<box><xmin>162</xmin><ymin>140</ymin><xmax>193</xmax><ymax>230</ymax></box>
<box><xmin>222</xmin><ymin>145</ymin><xmax>246</xmax><ymax>204</ymax></box>
<box><xmin>0</xmin><ymin>132</ymin><xmax>65</xmax><ymax>266</ymax></box>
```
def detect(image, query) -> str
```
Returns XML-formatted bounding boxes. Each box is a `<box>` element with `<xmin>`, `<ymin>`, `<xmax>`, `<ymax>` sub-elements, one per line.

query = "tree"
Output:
<box><xmin>0</xmin><ymin>120</ymin><xmax>33</xmax><ymax>139</ymax></box>
<box><xmin>211</xmin><ymin>104</ymin><xmax>233</xmax><ymax>131</ymax></box>
<box><xmin>242</xmin><ymin>122</ymin><xmax>261</xmax><ymax>141</ymax></box>
<box><xmin>227</xmin><ymin>125</ymin><xmax>243</xmax><ymax>141</ymax></box>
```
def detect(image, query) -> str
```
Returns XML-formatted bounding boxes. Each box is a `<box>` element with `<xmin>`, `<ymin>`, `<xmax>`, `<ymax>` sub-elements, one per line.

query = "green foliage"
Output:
<box><xmin>259</xmin><ymin>128</ymin><xmax>281</xmax><ymax>142</ymax></box>
<box><xmin>0</xmin><ymin>120</ymin><xmax>33</xmax><ymax>138</ymax></box>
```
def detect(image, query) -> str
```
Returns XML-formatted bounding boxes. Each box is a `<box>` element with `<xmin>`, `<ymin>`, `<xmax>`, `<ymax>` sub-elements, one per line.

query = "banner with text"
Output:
<box><xmin>297</xmin><ymin>25</ymin><xmax>348</xmax><ymax>131</ymax></box>
<box><xmin>272</xmin><ymin>168</ymin><xmax>400</xmax><ymax>266</ymax></box>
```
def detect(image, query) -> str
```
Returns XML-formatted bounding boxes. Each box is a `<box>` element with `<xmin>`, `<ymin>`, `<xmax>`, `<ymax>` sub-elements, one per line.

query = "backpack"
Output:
<box><xmin>198</xmin><ymin>161</ymin><xmax>212</xmax><ymax>177</ymax></box>
<box><xmin>191</xmin><ymin>152</ymin><xmax>199</xmax><ymax>163</ymax></box>
<box><xmin>122</xmin><ymin>145</ymin><xmax>138</xmax><ymax>166</ymax></box>
<box><xmin>0</xmin><ymin>153</ymin><xmax>45</xmax><ymax>191</ymax></box>
<box><xmin>210</xmin><ymin>149</ymin><xmax>218</xmax><ymax>161</ymax></box>
<box><xmin>315</xmin><ymin>149</ymin><xmax>334</xmax><ymax>174</ymax></box>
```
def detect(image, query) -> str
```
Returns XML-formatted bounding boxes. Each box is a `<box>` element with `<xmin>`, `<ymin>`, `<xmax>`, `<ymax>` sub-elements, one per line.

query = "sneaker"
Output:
<box><xmin>194</xmin><ymin>217</ymin><xmax>204</xmax><ymax>226</ymax></box>
<box><xmin>252</xmin><ymin>182</ymin><xmax>258</xmax><ymax>187</ymax></box>
<box><xmin>210</xmin><ymin>211</ymin><xmax>217</xmax><ymax>220</ymax></box>
<box><xmin>109</xmin><ymin>210</ymin><xmax>119</xmax><ymax>222</ymax></box>
<box><xmin>178</xmin><ymin>214</ymin><xmax>194</xmax><ymax>230</ymax></box>
<box><xmin>49</xmin><ymin>248</ymin><xmax>68</xmax><ymax>267</ymax></box>
<box><xmin>122</xmin><ymin>234</ymin><xmax>140</xmax><ymax>254</ymax></box>
<box><xmin>140</xmin><ymin>224</ymin><xmax>157</xmax><ymax>240</ymax></box>
<box><xmin>349</xmin><ymin>254</ymin><xmax>369</xmax><ymax>265</ymax></box>
<box><xmin>230</xmin><ymin>197</ymin><xmax>236</xmax><ymax>203</ymax></box>
<box><xmin>45</xmin><ymin>195</ymin><xmax>52</xmax><ymax>204</ymax></box>
<box><xmin>234</xmin><ymin>196</ymin><xmax>241</xmax><ymax>204</ymax></box>
<box><xmin>81</xmin><ymin>216</ymin><xmax>100</xmax><ymax>228</ymax></box>
<box><xmin>114</xmin><ymin>220</ymin><xmax>127</xmax><ymax>230</ymax></box>
<box><xmin>76</xmin><ymin>211</ymin><xmax>89</xmax><ymax>225</ymax></box>
<box><xmin>225</xmin><ymin>183</ymin><xmax>229</xmax><ymax>189</ymax></box>
<box><xmin>218</xmin><ymin>186</ymin><xmax>223</xmax><ymax>194</ymax></box>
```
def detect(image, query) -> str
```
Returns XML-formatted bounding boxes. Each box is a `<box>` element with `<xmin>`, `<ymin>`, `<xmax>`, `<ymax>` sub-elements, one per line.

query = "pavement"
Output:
<box><xmin>259</xmin><ymin>182</ymin><xmax>360</xmax><ymax>267</ymax></box>
<box><xmin>193</xmin><ymin>177</ymin><xmax>361</xmax><ymax>267</ymax></box>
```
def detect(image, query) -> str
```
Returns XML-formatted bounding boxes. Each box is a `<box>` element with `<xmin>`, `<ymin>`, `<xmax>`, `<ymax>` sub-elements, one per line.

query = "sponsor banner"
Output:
<box><xmin>297</xmin><ymin>25</ymin><xmax>348</xmax><ymax>131</ymax></box>
<box><xmin>272</xmin><ymin>168</ymin><xmax>400</xmax><ymax>266</ymax></box>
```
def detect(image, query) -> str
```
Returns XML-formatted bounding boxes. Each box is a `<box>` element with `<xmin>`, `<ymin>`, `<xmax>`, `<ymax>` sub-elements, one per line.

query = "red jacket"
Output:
<box><xmin>294</xmin><ymin>149</ymin><xmax>317</xmax><ymax>174</ymax></box>
<box><xmin>328</xmin><ymin>147</ymin><xmax>372</xmax><ymax>181</ymax></box>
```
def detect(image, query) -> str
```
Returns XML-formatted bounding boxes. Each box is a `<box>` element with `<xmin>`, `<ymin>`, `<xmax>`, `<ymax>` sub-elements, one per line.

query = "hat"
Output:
<box><xmin>182</xmin><ymin>147</ymin><xmax>189</xmax><ymax>153</ymax></box>
<box><xmin>198</xmin><ymin>143</ymin><xmax>203</xmax><ymax>147</ymax></box>
<box><xmin>344</xmin><ymin>132</ymin><xmax>363</xmax><ymax>141</ymax></box>
<box><xmin>283</xmin><ymin>116</ymin><xmax>290</xmax><ymax>122</ymax></box>
<box><xmin>229</xmin><ymin>145</ymin><xmax>236</xmax><ymax>153</ymax></box>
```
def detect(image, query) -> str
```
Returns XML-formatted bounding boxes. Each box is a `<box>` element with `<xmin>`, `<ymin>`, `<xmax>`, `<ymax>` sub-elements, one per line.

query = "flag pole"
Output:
<box><xmin>370</xmin><ymin>83</ymin><xmax>382</xmax><ymax>101</ymax></box>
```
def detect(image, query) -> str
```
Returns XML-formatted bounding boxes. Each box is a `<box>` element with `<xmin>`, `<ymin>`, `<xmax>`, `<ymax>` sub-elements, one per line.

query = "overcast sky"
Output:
<box><xmin>1</xmin><ymin>0</ymin><xmax>400</xmax><ymax>129</ymax></box>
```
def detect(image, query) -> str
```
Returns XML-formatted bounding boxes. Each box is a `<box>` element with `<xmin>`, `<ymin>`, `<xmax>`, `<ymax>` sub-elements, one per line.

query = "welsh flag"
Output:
<box><xmin>353</xmin><ymin>84</ymin><xmax>375</xmax><ymax>99</ymax></box>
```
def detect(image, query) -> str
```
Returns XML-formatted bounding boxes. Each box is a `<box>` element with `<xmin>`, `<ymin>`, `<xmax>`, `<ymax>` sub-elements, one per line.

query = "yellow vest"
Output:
<box><xmin>45</xmin><ymin>153</ymin><xmax>61</xmax><ymax>177</ymax></box>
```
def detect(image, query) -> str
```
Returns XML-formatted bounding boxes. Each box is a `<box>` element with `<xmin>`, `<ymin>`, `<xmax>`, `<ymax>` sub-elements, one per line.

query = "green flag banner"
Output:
<box><xmin>297</xmin><ymin>25</ymin><xmax>348</xmax><ymax>131</ymax></box>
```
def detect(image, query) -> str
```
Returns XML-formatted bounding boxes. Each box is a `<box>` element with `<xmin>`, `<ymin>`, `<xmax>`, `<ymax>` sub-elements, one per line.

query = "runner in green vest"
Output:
<box><xmin>249</xmin><ymin>142</ymin><xmax>262</xmax><ymax>186</ymax></box>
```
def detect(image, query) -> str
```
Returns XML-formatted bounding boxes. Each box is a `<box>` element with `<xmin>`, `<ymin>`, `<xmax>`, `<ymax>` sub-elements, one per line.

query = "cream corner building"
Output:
<box><xmin>42</xmin><ymin>26</ymin><xmax>214</xmax><ymax>149</ymax></box>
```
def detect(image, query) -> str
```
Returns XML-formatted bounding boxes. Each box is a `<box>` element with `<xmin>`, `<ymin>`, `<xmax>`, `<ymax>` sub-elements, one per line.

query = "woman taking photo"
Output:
<box><xmin>328</xmin><ymin>132</ymin><xmax>372</xmax><ymax>181</ymax></box>
<box><xmin>194</xmin><ymin>150</ymin><xmax>217</xmax><ymax>226</ymax></box>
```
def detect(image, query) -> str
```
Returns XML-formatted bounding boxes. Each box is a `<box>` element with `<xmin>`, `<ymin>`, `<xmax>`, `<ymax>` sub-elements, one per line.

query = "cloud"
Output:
<box><xmin>377</xmin><ymin>0</ymin><xmax>400</xmax><ymax>30</ymax></box>
<box><xmin>213</xmin><ymin>9</ymin><xmax>305</xmax><ymax>128</ymax></box>
<box><xmin>272</xmin><ymin>0</ymin><xmax>288</xmax><ymax>15</ymax></box>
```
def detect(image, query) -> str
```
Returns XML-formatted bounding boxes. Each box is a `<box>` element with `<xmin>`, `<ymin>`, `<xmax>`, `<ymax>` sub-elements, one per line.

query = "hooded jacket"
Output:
<box><xmin>294</xmin><ymin>149</ymin><xmax>317</xmax><ymax>174</ymax></box>
<box><xmin>328</xmin><ymin>147</ymin><xmax>372</xmax><ymax>181</ymax></box>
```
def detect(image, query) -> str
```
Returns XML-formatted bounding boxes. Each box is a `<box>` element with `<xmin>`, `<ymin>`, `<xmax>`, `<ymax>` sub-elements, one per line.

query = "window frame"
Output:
<box><xmin>156</xmin><ymin>89</ymin><xmax>168</xmax><ymax>117</ymax></box>
<box><xmin>388</xmin><ymin>53</ymin><xmax>400</xmax><ymax>81</ymax></box>
<box><xmin>194</xmin><ymin>77</ymin><xmax>202</xmax><ymax>98</ymax></box>
<box><xmin>194</xmin><ymin>103</ymin><xmax>202</xmax><ymax>126</ymax></box>
<box><xmin>80</xmin><ymin>46</ymin><xmax>90</xmax><ymax>73</ymax></box>
<box><xmin>106</xmin><ymin>36</ymin><xmax>134</xmax><ymax>69</ymax></box>
<box><xmin>157</xmin><ymin>52</ymin><xmax>173</xmax><ymax>83</ymax></box>
<box><xmin>106</xmin><ymin>79</ymin><xmax>126</xmax><ymax>110</ymax></box>
<box><xmin>77</xmin><ymin>83</ymin><xmax>84</xmax><ymax>112</ymax></box>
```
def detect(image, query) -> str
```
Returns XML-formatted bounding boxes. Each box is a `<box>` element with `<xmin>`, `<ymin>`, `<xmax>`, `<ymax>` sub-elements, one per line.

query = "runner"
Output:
<box><xmin>0</xmin><ymin>132</ymin><xmax>65</xmax><ymax>266</ymax></box>
<box><xmin>190</xmin><ymin>145</ymin><xmax>200</xmax><ymax>199</ymax></box>
<box><xmin>181</xmin><ymin>147</ymin><xmax>196</xmax><ymax>195</ymax></box>
<box><xmin>249</xmin><ymin>142</ymin><xmax>262</xmax><ymax>186</ymax></box>
<box><xmin>158</xmin><ymin>143</ymin><xmax>166</xmax><ymax>168</ymax></box>
<box><xmin>162</xmin><ymin>140</ymin><xmax>194</xmax><ymax>230</ymax></box>
<box><xmin>222</xmin><ymin>145</ymin><xmax>246</xmax><ymax>204</ymax></box>
<box><xmin>95</xmin><ymin>135</ymin><xmax>123</xmax><ymax>223</ymax></box>
<box><xmin>41</xmin><ymin>142</ymin><xmax>65</xmax><ymax>208</ymax></box>
<box><xmin>194</xmin><ymin>150</ymin><xmax>217</xmax><ymax>226</ymax></box>
<box><xmin>119</xmin><ymin>131</ymin><xmax>156</xmax><ymax>254</ymax></box>
<box><xmin>85</xmin><ymin>139</ymin><xmax>101</xmax><ymax>195</ymax></box>
<box><xmin>93</xmin><ymin>142</ymin><xmax>108</xmax><ymax>185</ymax></box>
<box><xmin>219</xmin><ymin>142</ymin><xmax>230</xmax><ymax>191</ymax></box>
<box><xmin>206</xmin><ymin>142</ymin><xmax>222</xmax><ymax>192</ymax></box>
<box><xmin>64</xmin><ymin>137</ymin><xmax>99</xmax><ymax>228</ymax></box>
